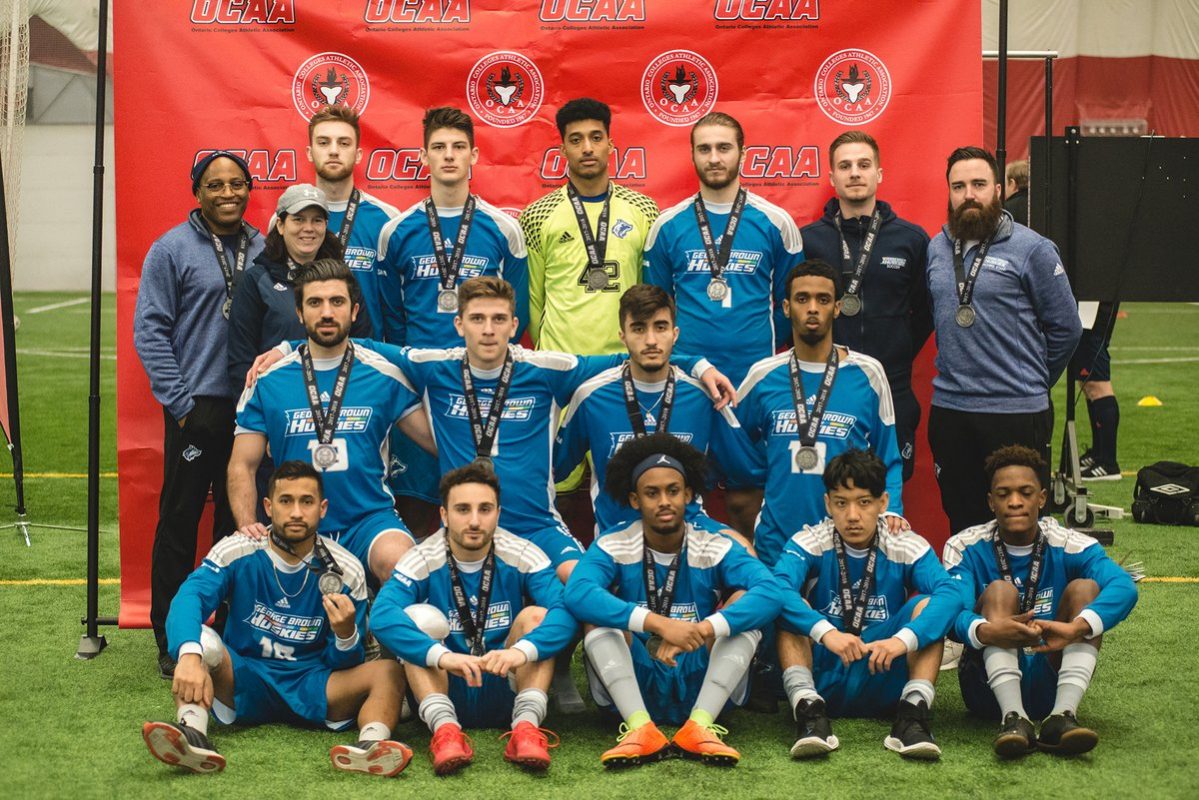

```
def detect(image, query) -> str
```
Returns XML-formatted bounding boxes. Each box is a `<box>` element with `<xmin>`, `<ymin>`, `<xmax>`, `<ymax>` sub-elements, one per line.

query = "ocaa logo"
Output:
<box><xmin>540</xmin><ymin>147</ymin><xmax>647</xmax><ymax>181</ymax></box>
<box><xmin>641</xmin><ymin>50</ymin><xmax>718</xmax><ymax>127</ymax></box>
<box><xmin>814</xmin><ymin>49</ymin><xmax>891</xmax><ymax>126</ymax></box>
<box><xmin>539</xmin><ymin>0</ymin><xmax>646</xmax><ymax>22</ymax></box>
<box><xmin>712</xmin><ymin>0</ymin><xmax>819</xmax><ymax>20</ymax></box>
<box><xmin>191</xmin><ymin>0</ymin><xmax>296</xmax><ymax>24</ymax></box>
<box><xmin>363</xmin><ymin>0</ymin><xmax>470</xmax><ymax>23</ymax></box>
<box><xmin>292</xmin><ymin>52</ymin><xmax>370</xmax><ymax>121</ymax></box>
<box><xmin>466</xmin><ymin>51</ymin><xmax>544</xmax><ymax>128</ymax></box>
<box><xmin>193</xmin><ymin>149</ymin><xmax>298</xmax><ymax>184</ymax></box>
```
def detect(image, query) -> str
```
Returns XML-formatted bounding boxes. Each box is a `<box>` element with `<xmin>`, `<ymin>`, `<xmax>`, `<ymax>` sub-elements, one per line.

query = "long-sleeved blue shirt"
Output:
<box><xmin>134</xmin><ymin>209</ymin><xmax>264</xmax><ymax>419</ymax></box>
<box><xmin>926</xmin><ymin>213</ymin><xmax>1082</xmax><ymax>413</ymax></box>
<box><xmin>774</xmin><ymin>519</ymin><xmax>962</xmax><ymax>650</ymax></box>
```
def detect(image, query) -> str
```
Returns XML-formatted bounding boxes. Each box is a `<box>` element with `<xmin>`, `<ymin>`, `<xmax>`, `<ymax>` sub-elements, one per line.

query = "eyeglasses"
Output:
<box><xmin>203</xmin><ymin>179</ymin><xmax>250</xmax><ymax>193</ymax></box>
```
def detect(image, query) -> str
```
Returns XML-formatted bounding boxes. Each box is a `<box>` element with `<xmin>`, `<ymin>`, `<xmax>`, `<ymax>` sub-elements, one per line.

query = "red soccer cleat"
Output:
<box><xmin>500</xmin><ymin>721</ymin><xmax>560</xmax><ymax>771</ymax></box>
<box><xmin>429</xmin><ymin>722</ymin><xmax>474</xmax><ymax>775</ymax></box>
<box><xmin>329</xmin><ymin>738</ymin><xmax>413</xmax><ymax>777</ymax></box>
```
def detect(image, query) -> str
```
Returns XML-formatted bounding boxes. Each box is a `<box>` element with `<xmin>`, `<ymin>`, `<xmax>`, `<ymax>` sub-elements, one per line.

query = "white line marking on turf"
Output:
<box><xmin>15</xmin><ymin>348</ymin><xmax>116</xmax><ymax>361</ymax></box>
<box><xmin>1109</xmin><ymin>346</ymin><xmax>1199</xmax><ymax>351</ymax></box>
<box><xmin>24</xmin><ymin>297</ymin><xmax>89</xmax><ymax>314</ymax></box>
<box><xmin>1111</xmin><ymin>356</ymin><xmax>1199</xmax><ymax>365</ymax></box>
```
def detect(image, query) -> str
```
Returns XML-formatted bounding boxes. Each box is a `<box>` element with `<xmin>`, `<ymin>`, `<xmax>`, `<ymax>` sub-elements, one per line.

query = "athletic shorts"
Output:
<box><xmin>211</xmin><ymin>650</ymin><xmax>352</xmax><ymax>731</ymax></box>
<box><xmin>387</xmin><ymin>428</ymin><xmax>440</xmax><ymax>504</ymax></box>
<box><xmin>523</xmin><ymin>524</ymin><xmax>585</xmax><ymax>569</ymax></box>
<box><xmin>1070</xmin><ymin>325</ymin><xmax>1113</xmax><ymax>383</ymax></box>
<box><xmin>958</xmin><ymin>643</ymin><xmax>1058</xmax><ymax>722</ymax></box>
<box><xmin>813</xmin><ymin>595</ymin><xmax>926</xmax><ymax>718</ymax></box>
<box><xmin>447</xmin><ymin>671</ymin><xmax>518</xmax><ymax>729</ymax></box>
<box><xmin>326</xmin><ymin>508</ymin><xmax>414</xmax><ymax>572</ymax></box>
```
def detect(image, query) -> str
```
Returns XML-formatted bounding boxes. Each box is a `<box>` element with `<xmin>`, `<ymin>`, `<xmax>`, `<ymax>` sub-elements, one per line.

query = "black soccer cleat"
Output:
<box><xmin>143</xmin><ymin>720</ymin><xmax>226</xmax><ymax>774</ymax></box>
<box><xmin>993</xmin><ymin>711</ymin><xmax>1037</xmax><ymax>759</ymax></box>
<box><xmin>883</xmin><ymin>700</ymin><xmax>942</xmax><ymax>760</ymax></box>
<box><xmin>789</xmin><ymin>698</ymin><xmax>839</xmax><ymax>758</ymax></box>
<box><xmin>1080</xmin><ymin>462</ymin><xmax>1122</xmax><ymax>482</ymax></box>
<box><xmin>158</xmin><ymin>651</ymin><xmax>177</xmax><ymax>680</ymax></box>
<box><xmin>1038</xmin><ymin>711</ymin><xmax>1099</xmax><ymax>755</ymax></box>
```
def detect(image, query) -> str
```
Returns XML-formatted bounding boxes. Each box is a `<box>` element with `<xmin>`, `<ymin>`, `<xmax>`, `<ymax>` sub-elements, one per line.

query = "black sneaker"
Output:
<box><xmin>142</xmin><ymin>720</ymin><xmax>226</xmax><ymax>773</ymax></box>
<box><xmin>158</xmin><ymin>651</ymin><xmax>177</xmax><ymax>680</ymax></box>
<box><xmin>993</xmin><ymin>711</ymin><xmax>1037</xmax><ymax>759</ymax></box>
<box><xmin>789</xmin><ymin>698</ymin><xmax>838</xmax><ymax>758</ymax></box>
<box><xmin>1080</xmin><ymin>462</ymin><xmax>1122</xmax><ymax>482</ymax></box>
<box><xmin>1038</xmin><ymin>711</ymin><xmax>1099</xmax><ymax>755</ymax></box>
<box><xmin>745</xmin><ymin>659</ymin><xmax>780</xmax><ymax>714</ymax></box>
<box><xmin>1078</xmin><ymin>448</ymin><xmax>1097</xmax><ymax>470</ymax></box>
<box><xmin>884</xmin><ymin>700</ymin><xmax>942</xmax><ymax>760</ymax></box>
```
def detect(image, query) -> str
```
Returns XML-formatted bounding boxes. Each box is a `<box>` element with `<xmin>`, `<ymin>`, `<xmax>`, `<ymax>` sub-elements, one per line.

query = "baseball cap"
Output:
<box><xmin>276</xmin><ymin>184</ymin><xmax>329</xmax><ymax>216</ymax></box>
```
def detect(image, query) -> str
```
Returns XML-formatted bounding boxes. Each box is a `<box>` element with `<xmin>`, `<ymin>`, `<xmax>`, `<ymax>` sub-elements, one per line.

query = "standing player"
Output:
<box><xmin>944</xmin><ymin>445</ymin><xmax>1138</xmax><ymax>757</ymax></box>
<box><xmin>736</xmin><ymin>261</ymin><xmax>903</xmax><ymax>569</ymax></box>
<box><xmin>520</xmin><ymin>97</ymin><xmax>658</xmax><ymax>355</ymax></box>
<box><xmin>555</xmin><ymin>284</ymin><xmax>760</xmax><ymax>535</ymax></box>
<box><xmin>142</xmin><ymin>461</ymin><xmax>411</xmax><ymax>777</ymax></box>
<box><xmin>228</xmin><ymin>260</ymin><xmax>435</xmax><ymax>585</ymax></box>
<box><xmin>799</xmin><ymin>132</ymin><xmax>931</xmax><ymax>481</ymax></box>
<box><xmin>775</xmin><ymin>450</ymin><xmax>961</xmax><ymax>761</ymax></box>
<box><xmin>376</xmin><ymin>106</ymin><xmax>529</xmax><ymax>534</ymax></box>
<box><xmin>565</xmin><ymin>433</ymin><xmax>781</xmax><ymax>767</ymax></box>
<box><xmin>305</xmin><ymin>104</ymin><xmax>400</xmax><ymax>333</ymax></box>
<box><xmin>371</xmin><ymin>463</ymin><xmax>578</xmax><ymax>774</ymax></box>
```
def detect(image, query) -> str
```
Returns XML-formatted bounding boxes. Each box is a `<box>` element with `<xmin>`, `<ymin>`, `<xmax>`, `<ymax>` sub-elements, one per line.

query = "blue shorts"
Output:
<box><xmin>326</xmin><ymin>508</ymin><xmax>413</xmax><ymax>572</ymax></box>
<box><xmin>813</xmin><ymin>595</ymin><xmax>926</xmax><ymax>718</ymax></box>
<box><xmin>387</xmin><ymin>429</ymin><xmax>440</xmax><ymax>503</ymax></box>
<box><xmin>523</xmin><ymin>524</ymin><xmax>585</xmax><ymax>569</ymax></box>
<box><xmin>959</xmin><ymin>644</ymin><xmax>1058</xmax><ymax>722</ymax></box>
<box><xmin>211</xmin><ymin>650</ymin><xmax>352</xmax><ymax>731</ymax></box>
<box><xmin>447</xmin><ymin>672</ymin><xmax>517</xmax><ymax>729</ymax></box>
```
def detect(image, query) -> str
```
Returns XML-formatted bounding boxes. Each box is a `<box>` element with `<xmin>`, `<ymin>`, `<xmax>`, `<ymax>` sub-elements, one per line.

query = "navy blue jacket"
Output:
<box><xmin>800</xmin><ymin>198</ymin><xmax>932</xmax><ymax>394</ymax></box>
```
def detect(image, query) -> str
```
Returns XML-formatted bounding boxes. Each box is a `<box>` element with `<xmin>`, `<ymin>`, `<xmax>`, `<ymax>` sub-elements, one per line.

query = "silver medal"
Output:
<box><xmin>586</xmin><ymin>266</ymin><xmax>609</xmax><ymax>291</ymax></box>
<box><xmin>645</xmin><ymin>634</ymin><xmax>664</xmax><ymax>660</ymax></box>
<box><xmin>955</xmin><ymin>304</ymin><xmax>976</xmax><ymax>328</ymax></box>
<box><xmin>795</xmin><ymin>445</ymin><xmax>819</xmax><ymax>471</ymax></box>
<box><xmin>706</xmin><ymin>278</ymin><xmax>729</xmax><ymax>302</ymax></box>
<box><xmin>222</xmin><ymin>296</ymin><xmax>232</xmax><ymax>319</ymax></box>
<box><xmin>437</xmin><ymin>288</ymin><xmax>459</xmax><ymax>313</ymax></box>
<box><xmin>318</xmin><ymin>570</ymin><xmax>342</xmax><ymax>596</ymax></box>
<box><xmin>313</xmin><ymin>443</ymin><xmax>338</xmax><ymax>470</ymax></box>
<box><xmin>840</xmin><ymin>294</ymin><xmax>862</xmax><ymax>316</ymax></box>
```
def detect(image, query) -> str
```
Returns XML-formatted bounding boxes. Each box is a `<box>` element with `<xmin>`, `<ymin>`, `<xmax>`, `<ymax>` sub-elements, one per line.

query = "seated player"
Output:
<box><xmin>944</xmin><ymin>445</ymin><xmax>1138</xmax><ymax>757</ymax></box>
<box><xmin>776</xmin><ymin>449</ymin><xmax>961</xmax><ymax>761</ymax></box>
<box><xmin>142</xmin><ymin>461</ymin><xmax>411</xmax><ymax>777</ymax></box>
<box><xmin>564</xmin><ymin>433</ymin><xmax>781</xmax><ymax>768</ymax></box>
<box><xmin>371</xmin><ymin>461</ymin><xmax>578</xmax><ymax>775</ymax></box>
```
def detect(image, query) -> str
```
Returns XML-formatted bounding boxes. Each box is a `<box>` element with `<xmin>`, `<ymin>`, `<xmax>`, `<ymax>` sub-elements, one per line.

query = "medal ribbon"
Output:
<box><xmin>566</xmin><ymin>182</ymin><xmax>611</xmax><ymax>271</ymax></box>
<box><xmin>788</xmin><ymin>349</ymin><xmax>839</xmax><ymax>449</ymax></box>
<box><xmin>833</xmin><ymin>528</ymin><xmax>880</xmax><ymax>635</ymax></box>
<box><xmin>425</xmin><ymin>194</ymin><xmax>477</xmax><ymax>292</ymax></box>
<box><xmin>692</xmin><ymin>188</ymin><xmax>747</xmax><ymax>284</ymax></box>
<box><xmin>834</xmin><ymin>207</ymin><xmax>882</xmax><ymax>300</ymax></box>
<box><xmin>445</xmin><ymin>542</ymin><xmax>496</xmax><ymax>656</ymax></box>
<box><xmin>991</xmin><ymin>524</ymin><xmax>1047</xmax><ymax>614</ymax></box>
<box><xmin>952</xmin><ymin>233</ymin><xmax>996</xmax><ymax>308</ymax></box>
<box><xmin>460</xmin><ymin>348</ymin><xmax>514</xmax><ymax>460</ymax></box>
<box><xmin>299</xmin><ymin>342</ymin><xmax>355</xmax><ymax>445</ymax></box>
<box><xmin>621</xmin><ymin>364</ymin><xmax>675</xmax><ymax>438</ymax></box>
<box><xmin>309</xmin><ymin>535</ymin><xmax>344</xmax><ymax>578</ymax></box>
<box><xmin>643</xmin><ymin>539</ymin><xmax>685</xmax><ymax>618</ymax></box>
<box><xmin>203</xmin><ymin>221</ymin><xmax>250</xmax><ymax>306</ymax></box>
<box><xmin>335</xmin><ymin>188</ymin><xmax>361</xmax><ymax>249</ymax></box>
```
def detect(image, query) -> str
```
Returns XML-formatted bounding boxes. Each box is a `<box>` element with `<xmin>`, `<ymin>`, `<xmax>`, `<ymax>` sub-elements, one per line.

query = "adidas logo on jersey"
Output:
<box><xmin>558</xmin><ymin>230</ymin><xmax>574</xmax><ymax>244</ymax></box>
<box><xmin>276</xmin><ymin>596</ymin><xmax>291</xmax><ymax>608</ymax></box>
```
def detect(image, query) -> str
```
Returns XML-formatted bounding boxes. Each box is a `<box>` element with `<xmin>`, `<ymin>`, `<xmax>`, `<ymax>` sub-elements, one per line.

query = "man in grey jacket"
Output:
<box><xmin>134</xmin><ymin>151</ymin><xmax>264</xmax><ymax>678</ymax></box>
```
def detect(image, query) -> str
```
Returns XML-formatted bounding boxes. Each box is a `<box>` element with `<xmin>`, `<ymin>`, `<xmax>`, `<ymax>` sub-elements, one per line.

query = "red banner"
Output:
<box><xmin>115</xmin><ymin>0</ymin><xmax>982</xmax><ymax>626</ymax></box>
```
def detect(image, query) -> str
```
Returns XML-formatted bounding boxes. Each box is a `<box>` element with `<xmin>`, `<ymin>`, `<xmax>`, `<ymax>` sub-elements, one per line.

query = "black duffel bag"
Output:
<box><xmin>1131</xmin><ymin>461</ymin><xmax>1199</xmax><ymax>526</ymax></box>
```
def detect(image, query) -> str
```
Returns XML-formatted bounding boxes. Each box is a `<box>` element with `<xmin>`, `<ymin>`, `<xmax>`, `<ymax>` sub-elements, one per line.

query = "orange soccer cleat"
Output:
<box><xmin>671</xmin><ymin>719</ymin><xmax>741</xmax><ymax>766</ymax></box>
<box><xmin>600</xmin><ymin>721</ymin><xmax>671</xmax><ymax>768</ymax></box>
<box><xmin>429</xmin><ymin>722</ymin><xmax>474</xmax><ymax>775</ymax></box>
<box><xmin>329</xmin><ymin>738</ymin><xmax>413</xmax><ymax>777</ymax></box>
<box><xmin>500</xmin><ymin>721</ymin><xmax>560</xmax><ymax>771</ymax></box>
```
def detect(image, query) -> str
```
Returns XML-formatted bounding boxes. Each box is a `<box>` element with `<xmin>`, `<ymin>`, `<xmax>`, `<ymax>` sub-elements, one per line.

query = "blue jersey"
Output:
<box><xmin>735</xmin><ymin>348</ymin><xmax>902</xmax><ymax>567</ymax></box>
<box><xmin>166</xmin><ymin>534</ymin><xmax>368</xmax><ymax>670</ymax></box>
<box><xmin>775</xmin><ymin>519</ymin><xmax>961</xmax><ymax>649</ymax></box>
<box><xmin>554</xmin><ymin>365</ymin><xmax>762</xmax><ymax>533</ymax></box>
<box><xmin>645</xmin><ymin>193</ymin><xmax>804</xmax><ymax>385</ymax></box>
<box><xmin>376</xmin><ymin>197</ymin><xmax>529</xmax><ymax>347</ymax></box>
<box><xmin>372</xmin><ymin>529</ymin><xmax>577</xmax><ymax>667</ymax></box>
<box><xmin>564</xmin><ymin>521</ymin><xmax>782</xmax><ymax>638</ymax></box>
<box><xmin>235</xmin><ymin>344</ymin><xmax>420</xmax><ymax>534</ymax></box>
<box><xmin>329</xmin><ymin>190</ymin><xmax>400</xmax><ymax>335</ymax></box>
<box><xmin>943</xmin><ymin>518</ymin><xmax>1138</xmax><ymax>648</ymax></box>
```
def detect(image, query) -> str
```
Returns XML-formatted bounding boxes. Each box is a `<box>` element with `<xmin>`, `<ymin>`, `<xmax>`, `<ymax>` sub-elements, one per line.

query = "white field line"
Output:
<box><xmin>16</xmin><ymin>348</ymin><xmax>116</xmax><ymax>361</ymax></box>
<box><xmin>24</xmin><ymin>297</ymin><xmax>89</xmax><ymax>314</ymax></box>
<box><xmin>1110</xmin><ymin>356</ymin><xmax>1199</xmax><ymax>365</ymax></box>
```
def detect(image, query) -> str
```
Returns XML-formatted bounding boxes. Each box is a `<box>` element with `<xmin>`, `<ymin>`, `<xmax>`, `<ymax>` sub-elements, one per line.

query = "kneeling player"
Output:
<box><xmin>776</xmin><ymin>449</ymin><xmax>962</xmax><ymax>761</ymax></box>
<box><xmin>142</xmin><ymin>461</ymin><xmax>411</xmax><ymax>777</ymax></box>
<box><xmin>565</xmin><ymin>433</ymin><xmax>781</xmax><ymax>768</ymax></box>
<box><xmin>944</xmin><ymin>445</ymin><xmax>1138</xmax><ymax>757</ymax></box>
<box><xmin>371</xmin><ymin>462</ymin><xmax>578</xmax><ymax>775</ymax></box>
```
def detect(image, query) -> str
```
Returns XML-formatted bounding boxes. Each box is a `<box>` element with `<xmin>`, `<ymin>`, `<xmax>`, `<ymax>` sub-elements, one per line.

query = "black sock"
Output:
<box><xmin>1085</xmin><ymin>398</ymin><xmax>1096</xmax><ymax>454</ymax></box>
<box><xmin>1090</xmin><ymin>396</ymin><xmax>1120</xmax><ymax>464</ymax></box>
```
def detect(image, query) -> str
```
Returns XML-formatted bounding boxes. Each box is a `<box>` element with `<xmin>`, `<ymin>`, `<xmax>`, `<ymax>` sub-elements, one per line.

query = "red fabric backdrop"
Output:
<box><xmin>114</xmin><ymin>0</ymin><xmax>982</xmax><ymax>626</ymax></box>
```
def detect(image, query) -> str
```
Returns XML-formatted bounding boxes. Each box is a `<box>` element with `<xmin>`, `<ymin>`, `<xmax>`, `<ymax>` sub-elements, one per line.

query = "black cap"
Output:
<box><xmin>191</xmin><ymin>150</ymin><xmax>253</xmax><ymax>193</ymax></box>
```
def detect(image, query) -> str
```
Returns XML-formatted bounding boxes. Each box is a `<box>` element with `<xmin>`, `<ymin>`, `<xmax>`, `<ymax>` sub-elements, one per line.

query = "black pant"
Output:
<box><xmin>150</xmin><ymin>396</ymin><xmax>236</xmax><ymax>653</ymax></box>
<box><xmin>928</xmin><ymin>405</ymin><xmax>1053</xmax><ymax>536</ymax></box>
<box><xmin>892</xmin><ymin>386</ymin><xmax>922</xmax><ymax>483</ymax></box>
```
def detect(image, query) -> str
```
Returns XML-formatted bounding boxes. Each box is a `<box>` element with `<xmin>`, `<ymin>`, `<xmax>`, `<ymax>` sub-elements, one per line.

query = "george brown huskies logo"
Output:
<box><xmin>641</xmin><ymin>50</ymin><xmax>718</xmax><ymax>127</ymax></box>
<box><xmin>814</xmin><ymin>48</ymin><xmax>891</xmax><ymax>126</ymax></box>
<box><xmin>292</xmin><ymin>52</ymin><xmax>370</xmax><ymax>120</ymax></box>
<box><xmin>466</xmin><ymin>51</ymin><xmax>544</xmax><ymax>128</ymax></box>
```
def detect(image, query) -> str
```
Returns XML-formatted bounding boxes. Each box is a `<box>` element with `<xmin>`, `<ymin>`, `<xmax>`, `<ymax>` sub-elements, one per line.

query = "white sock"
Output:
<box><xmin>782</xmin><ymin>665</ymin><xmax>821</xmax><ymax>713</ymax></box>
<box><xmin>692</xmin><ymin>631</ymin><xmax>760</xmax><ymax>721</ymax></box>
<box><xmin>583</xmin><ymin>627</ymin><xmax>648</xmax><ymax>722</ymax></box>
<box><xmin>1052</xmin><ymin>642</ymin><xmax>1099</xmax><ymax>715</ymax></box>
<box><xmin>511</xmin><ymin>688</ymin><xmax>549</xmax><ymax>728</ymax></box>
<box><xmin>902</xmin><ymin>679</ymin><xmax>936</xmax><ymax>708</ymax></box>
<box><xmin>418</xmin><ymin>693</ymin><xmax>459</xmax><ymax>733</ymax></box>
<box><xmin>983</xmin><ymin>646</ymin><xmax>1027</xmax><ymax>719</ymax></box>
<box><xmin>359</xmin><ymin>721</ymin><xmax>391</xmax><ymax>742</ymax></box>
<box><xmin>176</xmin><ymin>703</ymin><xmax>208</xmax><ymax>736</ymax></box>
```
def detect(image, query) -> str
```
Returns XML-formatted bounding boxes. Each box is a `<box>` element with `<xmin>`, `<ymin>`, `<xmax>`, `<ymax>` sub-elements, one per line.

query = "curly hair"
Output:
<box><xmin>604</xmin><ymin>431</ymin><xmax>708</xmax><ymax>502</ymax></box>
<box><xmin>983</xmin><ymin>444</ymin><xmax>1045</xmax><ymax>487</ymax></box>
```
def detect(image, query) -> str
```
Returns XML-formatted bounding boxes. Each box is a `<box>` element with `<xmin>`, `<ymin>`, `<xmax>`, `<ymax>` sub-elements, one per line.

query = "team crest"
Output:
<box><xmin>292</xmin><ymin>52</ymin><xmax>370</xmax><ymax>120</ymax></box>
<box><xmin>466</xmin><ymin>51</ymin><xmax>544</xmax><ymax>128</ymax></box>
<box><xmin>641</xmin><ymin>50</ymin><xmax>718</xmax><ymax>127</ymax></box>
<box><xmin>814</xmin><ymin>49</ymin><xmax>891</xmax><ymax>126</ymax></box>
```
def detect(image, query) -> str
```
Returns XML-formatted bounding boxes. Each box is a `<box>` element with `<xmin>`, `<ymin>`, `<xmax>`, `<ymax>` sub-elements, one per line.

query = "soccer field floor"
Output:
<box><xmin>1</xmin><ymin>293</ymin><xmax>1197</xmax><ymax>799</ymax></box>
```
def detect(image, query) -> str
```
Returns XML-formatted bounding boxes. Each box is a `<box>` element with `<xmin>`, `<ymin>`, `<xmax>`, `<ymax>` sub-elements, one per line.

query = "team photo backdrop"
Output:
<box><xmin>114</xmin><ymin>0</ymin><xmax>982</xmax><ymax>626</ymax></box>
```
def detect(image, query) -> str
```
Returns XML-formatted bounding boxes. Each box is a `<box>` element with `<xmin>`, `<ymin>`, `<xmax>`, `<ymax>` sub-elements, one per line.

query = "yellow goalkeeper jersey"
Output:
<box><xmin>520</xmin><ymin>183</ymin><xmax>658</xmax><ymax>354</ymax></box>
